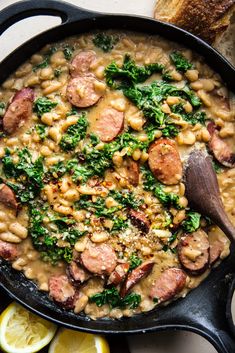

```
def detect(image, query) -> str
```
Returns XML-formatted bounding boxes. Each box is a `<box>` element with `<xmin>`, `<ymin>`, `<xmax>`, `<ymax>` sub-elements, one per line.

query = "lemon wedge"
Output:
<box><xmin>0</xmin><ymin>302</ymin><xmax>57</xmax><ymax>353</ymax></box>
<box><xmin>49</xmin><ymin>328</ymin><xmax>110</xmax><ymax>353</ymax></box>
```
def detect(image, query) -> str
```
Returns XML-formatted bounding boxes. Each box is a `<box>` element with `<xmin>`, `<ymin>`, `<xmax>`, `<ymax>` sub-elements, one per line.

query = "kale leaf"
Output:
<box><xmin>29</xmin><ymin>203</ymin><xmax>79</xmax><ymax>264</ymax></box>
<box><xmin>59</xmin><ymin>113</ymin><xmax>88</xmax><ymax>151</ymax></box>
<box><xmin>171</xmin><ymin>104</ymin><xmax>207</xmax><ymax>125</ymax></box>
<box><xmin>155</xmin><ymin>184</ymin><xmax>182</xmax><ymax>209</ymax></box>
<box><xmin>105</xmin><ymin>54</ymin><xmax>163</xmax><ymax>88</ymax></box>
<box><xmin>35</xmin><ymin>124</ymin><xmax>47</xmax><ymax>140</ymax></box>
<box><xmin>182</xmin><ymin>211</ymin><xmax>201</xmax><ymax>232</ymax></box>
<box><xmin>33</xmin><ymin>97</ymin><xmax>57</xmax><ymax>117</ymax></box>
<box><xmin>141</xmin><ymin>166</ymin><xmax>182</xmax><ymax>209</ymax></box>
<box><xmin>141</xmin><ymin>165</ymin><xmax>157</xmax><ymax>192</ymax></box>
<box><xmin>111</xmin><ymin>190</ymin><xmax>143</xmax><ymax>210</ymax></box>
<box><xmin>119</xmin><ymin>293</ymin><xmax>141</xmax><ymax>309</ymax></box>
<box><xmin>212</xmin><ymin>160</ymin><xmax>223</xmax><ymax>174</ymax></box>
<box><xmin>89</xmin><ymin>287</ymin><xmax>120</xmax><ymax>308</ymax></box>
<box><xmin>63</xmin><ymin>45</ymin><xmax>74</xmax><ymax>60</ymax></box>
<box><xmin>89</xmin><ymin>286</ymin><xmax>141</xmax><ymax>309</ymax></box>
<box><xmin>93</xmin><ymin>33</ymin><xmax>119</xmax><ymax>52</ymax></box>
<box><xmin>33</xmin><ymin>47</ymin><xmax>57</xmax><ymax>72</ymax></box>
<box><xmin>2</xmin><ymin>148</ymin><xmax>44</xmax><ymax>201</ymax></box>
<box><xmin>76</xmin><ymin>196</ymin><xmax>118</xmax><ymax>218</ymax></box>
<box><xmin>54</xmin><ymin>68</ymin><xmax>62</xmax><ymax>78</ymax></box>
<box><xmin>170</xmin><ymin>51</ymin><xmax>193</xmax><ymax>72</ymax></box>
<box><xmin>0</xmin><ymin>102</ymin><xmax>6</xmax><ymax>116</ymax></box>
<box><xmin>123</xmin><ymin>81</ymin><xmax>201</xmax><ymax>128</ymax></box>
<box><xmin>161</xmin><ymin>124</ymin><xmax>179</xmax><ymax>138</ymax></box>
<box><xmin>129</xmin><ymin>253</ymin><xmax>142</xmax><ymax>270</ymax></box>
<box><xmin>111</xmin><ymin>217</ymin><xmax>128</xmax><ymax>232</ymax></box>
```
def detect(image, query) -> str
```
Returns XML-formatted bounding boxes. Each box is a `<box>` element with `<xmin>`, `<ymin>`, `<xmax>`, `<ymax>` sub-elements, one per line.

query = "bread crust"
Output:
<box><xmin>154</xmin><ymin>0</ymin><xmax>235</xmax><ymax>43</ymax></box>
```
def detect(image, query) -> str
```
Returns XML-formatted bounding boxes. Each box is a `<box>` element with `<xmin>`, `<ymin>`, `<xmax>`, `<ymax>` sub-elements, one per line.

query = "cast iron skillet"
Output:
<box><xmin>0</xmin><ymin>1</ymin><xmax>235</xmax><ymax>352</ymax></box>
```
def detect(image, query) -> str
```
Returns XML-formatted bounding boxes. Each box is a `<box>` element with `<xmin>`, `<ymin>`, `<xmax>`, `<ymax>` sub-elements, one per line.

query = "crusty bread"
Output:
<box><xmin>154</xmin><ymin>0</ymin><xmax>235</xmax><ymax>44</ymax></box>
<box><xmin>214</xmin><ymin>11</ymin><xmax>235</xmax><ymax>66</ymax></box>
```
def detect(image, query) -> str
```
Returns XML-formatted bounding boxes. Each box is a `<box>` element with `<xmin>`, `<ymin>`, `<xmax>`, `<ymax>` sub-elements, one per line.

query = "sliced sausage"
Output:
<box><xmin>120</xmin><ymin>261</ymin><xmax>154</xmax><ymax>298</ymax></box>
<box><xmin>107</xmin><ymin>263</ymin><xmax>130</xmax><ymax>286</ymax></box>
<box><xmin>129</xmin><ymin>209</ymin><xmax>150</xmax><ymax>233</ymax></box>
<box><xmin>207</xmin><ymin>121</ymin><xmax>235</xmax><ymax>168</ymax></box>
<box><xmin>3</xmin><ymin>88</ymin><xmax>34</xmax><ymax>134</ymax></box>
<box><xmin>80</xmin><ymin>243</ymin><xmax>117</xmax><ymax>276</ymax></box>
<box><xmin>209</xmin><ymin>239</ymin><xmax>225</xmax><ymax>266</ymax></box>
<box><xmin>126</xmin><ymin>158</ymin><xmax>139</xmax><ymax>186</ymax></box>
<box><xmin>178</xmin><ymin>229</ymin><xmax>210</xmax><ymax>275</ymax></box>
<box><xmin>0</xmin><ymin>239</ymin><xmax>18</xmax><ymax>260</ymax></box>
<box><xmin>49</xmin><ymin>275</ymin><xmax>76</xmax><ymax>309</ymax></box>
<box><xmin>148</xmin><ymin>139</ymin><xmax>182</xmax><ymax>185</ymax></box>
<box><xmin>0</xmin><ymin>184</ymin><xmax>18</xmax><ymax>210</ymax></box>
<box><xmin>67</xmin><ymin>261</ymin><xmax>91</xmax><ymax>286</ymax></box>
<box><xmin>93</xmin><ymin>107</ymin><xmax>124</xmax><ymax>142</ymax></box>
<box><xmin>150</xmin><ymin>268</ymin><xmax>186</xmax><ymax>303</ymax></box>
<box><xmin>70</xmin><ymin>51</ymin><xmax>96</xmax><ymax>77</ymax></box>
<box><xmin>66</xmin><ymin>76</ymin><xmax>103</xmax><ymax>108</ymax></box>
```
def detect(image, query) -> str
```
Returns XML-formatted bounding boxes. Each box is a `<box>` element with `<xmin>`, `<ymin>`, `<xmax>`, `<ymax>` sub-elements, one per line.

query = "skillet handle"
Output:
<box><xmin>186</xmin><ymin>272</ymin><xmax>235</xmax><ymax>353</ymax></box>
<box><xmin>0</xmin><ymin>0</ymin><xmax>95</xmax><ymax>35</ymax></box>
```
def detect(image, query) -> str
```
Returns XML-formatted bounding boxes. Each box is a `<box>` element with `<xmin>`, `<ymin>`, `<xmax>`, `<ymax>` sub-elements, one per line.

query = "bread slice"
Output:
<box><xmin>214</xmin><ymin>11</ymin><xmax>235</xmax><ymax>66</ymax></box>
<box><xmin>154</xmin><ymin>0</ymin><xmax>235</xmax><ymax>44</ymax></box>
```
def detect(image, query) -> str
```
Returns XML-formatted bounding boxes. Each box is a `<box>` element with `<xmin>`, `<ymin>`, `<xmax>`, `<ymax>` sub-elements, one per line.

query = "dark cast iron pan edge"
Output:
<box><xmin>0</xmin><ymin>1</ymin><xmax>235</xmax><ymax>353</ymax></box>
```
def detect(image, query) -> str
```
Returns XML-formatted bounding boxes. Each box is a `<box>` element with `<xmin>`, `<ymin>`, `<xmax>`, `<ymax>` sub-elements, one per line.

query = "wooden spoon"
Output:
<box><xmin>185</xmin><ymin>149</ymin><xmax>235</xmax><ymax>242</ymax></box>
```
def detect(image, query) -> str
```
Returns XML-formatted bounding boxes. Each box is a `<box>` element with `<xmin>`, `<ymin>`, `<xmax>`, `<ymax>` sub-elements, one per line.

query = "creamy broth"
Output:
<box><xmin>0</xmin><ymin>31</ymin><xmax>234</xmax><ymax>319</ymax></box>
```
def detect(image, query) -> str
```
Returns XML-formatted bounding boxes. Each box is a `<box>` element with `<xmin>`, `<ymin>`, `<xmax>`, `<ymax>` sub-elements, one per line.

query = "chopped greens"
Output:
<box><xmin>141</xmin><ymin>166</ymin><xmax>182</xmax><ymax>209</ymax></box>
<box><xmin>33</xmin><ymin>57</ymin><xmax>49</xmax><ymax>72</ymax></box>
<box><xmin>48</xmin><ymin>160</ymin><xmax>67</xmax><ymax>179</ymax></box>
<box><xmin>119</xmin><ymin>293</ymin><xmax>141</xmax><ymax>309</ymax></box>
<box><xmin>54</xmin><ymin>68</ymin><xmax>62</xmax><ymax>77</ymax></box>
<box><xmin>212</xmin><ymin>160</ymin><xmax>223</xmax><ymax>174</ymax></box>
<box><xmin>111</xmin><ymin>190</ymin><xmax>143</xmax><ymax>210</ymax></box>
<box><xmin>93</xmin><ymin>33</ymin><xmax>119</xmax><ymax>52</ymax></box>
<box><xmin>2</xmin><ymin>148</ymin><xmax>44</xmax><ymax>201</ymax></box>
<box><xmin>141</xmin><ymin>165</ymin><xmax>156</xmax><ymax>192</ymax></box>
<box><xmin>77</xmin><ymin>191</ymin><xmax>141</xmax><ymax>218</ymax></box>
<box><xmin>61</xmin><ymin>228</ymin><xmax>87</xmax><ymax>245</ymax></box>
<box><xmin>182</xmin><ymin>211</ymin><xmax>201</xmax><ymax>233</ymax></box>
<box><xmin>111</xmin><ymin>217</ymin><xmax>128</xmax><ymax>232</ymax></box>
<box><xmin>123</xmin><ymin>81</ymin><xmax>201</xmax><ymax>128</ymax></box>
<box><xmin>59</xmin><ymin>113</ymin><xmax>88</xmax><ymax>151</ymax></box>
<box><xmin>161</xmin><ymin>124</ymin><xmax>179</xmax><ymax>138</ymax></box>
<box><xmin>33</xmin><ymin>47</ymin><xmax>57</xmax><ymax>72</ymax></box>
<box><xmin>0</xmin><ymin>102</ymin><xmax>6</xmax><ymax>116</ymax></box>
<box><xmin>35</xmin><ymin>124</ymin><xmax>47</xmax><ymax>140</ymax></box>
<box><xmin>105</xmin><ymin>54</ymin><xmax>163</xmax><ymax>88</ymax></box>
<box><xmin>28</xmin><ymin>202</ymin><xmax>84</xmax><ymax>264</ymax></box>
<box><xmin>170</xmin><ymin>51</ymin><xmax>193</xmax><ymax>72</ymax></box>
<box><xmin>89</xmin><ymin>287</ymin><xmax>120</xmax><ymax>308</ymax></box>
<box><xmin>162</xmin><ymin>70</ymin><xmax>173</xmax><ymax>82</ymax></box>
<box><xmin>171</xmin><ymin>104</ymin><xmax>207</xmax><ymax>125</ymax></box>
<box><xmin>66</xmin><ymin>107</ymin><xmax>79</xmax><ymax>116</ymax></box>
<box><xmin>155</xmin><ymin>184</ymin><xmax>182</xmax><ymax>209</ymax></box>
<box><xmin>162</xmin><ymin>231</ymin><xmax>178</xmax><ymax>252</ymax></box>
<box><xmin>129</xmin><ymin>253</ymin><xmax>142</xmax><ymax>270</ymax></box>
<box><xmin>77</xmin><ymin>196</ymin><xmax>119</xmax><ymax>218</ymax></box>
<box><xmin>89</xmin><ymin>286</ymin><xmax>141</xmax><ymax>309</ymax></box>
<box><xmin>33</xmin><ymin>97</ymin><xmax>57</xmax><ymax>117</ymax></box>
<box><xmin>63</xmin><ymin>45</ymin><xmax>74</xmax><ymax>60</ymax></box>
<box><xmin>65</xmin><ymin>131</ymin><xmax>148</xmax><ymax>183</ymax></box>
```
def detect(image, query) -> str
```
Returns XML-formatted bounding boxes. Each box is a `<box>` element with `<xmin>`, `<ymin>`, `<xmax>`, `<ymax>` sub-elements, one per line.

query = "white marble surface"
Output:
<box><xmin>0</xmin><ymin>1</ymin><xmax>231</xmax><ymax>352</ymax></box>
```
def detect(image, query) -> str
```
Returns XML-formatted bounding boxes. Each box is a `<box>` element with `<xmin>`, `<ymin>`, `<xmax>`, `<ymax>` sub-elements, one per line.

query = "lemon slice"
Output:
<box><xmin>0</xmin><ymin>302</ymin><xmax>57</xmax><ymax>353</ymax></box>
<box><xmin>49</xmin><ymin>328</ymin><xmax>110</xmax><ymax>353</ymax></box>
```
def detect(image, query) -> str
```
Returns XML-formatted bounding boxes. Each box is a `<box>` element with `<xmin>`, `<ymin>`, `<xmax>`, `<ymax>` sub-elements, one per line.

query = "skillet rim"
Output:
<box><xmin>0</xmin><ymin>2</ymin><xmax>234</xmax><ymax>352</ymax></box>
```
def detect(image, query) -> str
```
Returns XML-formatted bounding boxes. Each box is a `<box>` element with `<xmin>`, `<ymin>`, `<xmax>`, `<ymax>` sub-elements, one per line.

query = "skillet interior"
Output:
<box><xmin>0</xmin><ymin>1</ymin><xmax>235</xmax><ymax>352</ymax></box>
